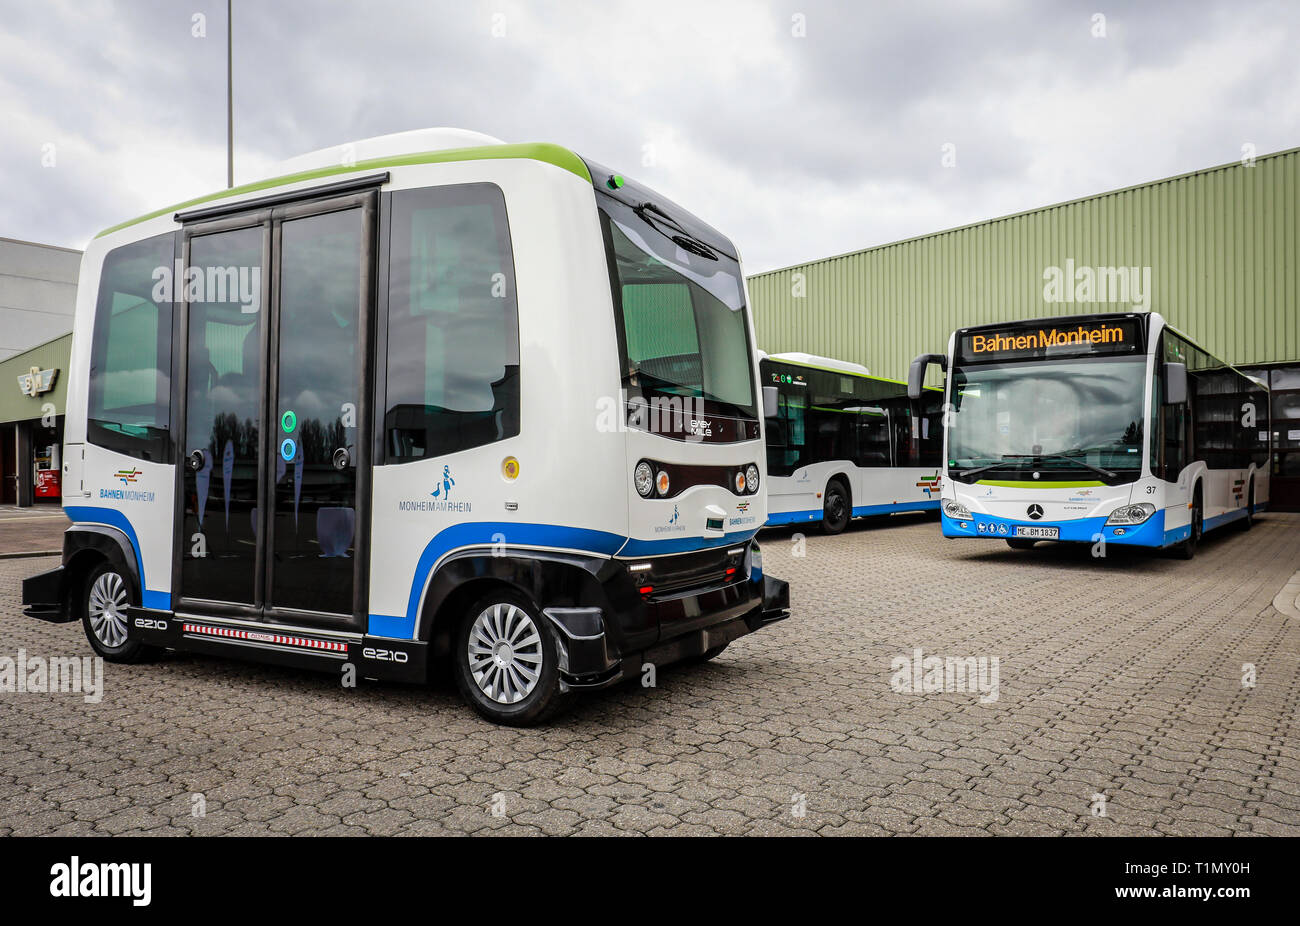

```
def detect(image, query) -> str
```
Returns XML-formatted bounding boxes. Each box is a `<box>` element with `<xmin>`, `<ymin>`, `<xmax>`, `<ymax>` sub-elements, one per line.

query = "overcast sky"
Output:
<box><xmin>2</xmin><ymin>0</ymin><xmax>1297</xmax><ymax>272</ymax></box>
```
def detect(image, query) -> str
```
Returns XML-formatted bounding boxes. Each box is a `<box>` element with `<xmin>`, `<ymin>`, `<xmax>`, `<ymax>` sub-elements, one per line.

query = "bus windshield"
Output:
<box><xmin>947</xmin><ymin>356</ymin><xmax>1147</xmax><ymax>482</ymax></box>
<box><xmin>597</xmin><ymin>193</ymin><xmax>756</xmax><ymax>420</ymax></box>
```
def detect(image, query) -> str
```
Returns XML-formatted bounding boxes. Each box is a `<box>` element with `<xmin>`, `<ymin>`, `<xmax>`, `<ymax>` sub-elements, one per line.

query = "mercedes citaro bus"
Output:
<box><xmin>22</xmin><ymin>128</ymin><xmax>790</xmax><ymax>725</ymax></box>
<box><xmin>909</xmin><ymin>312</ymin><xmax>1268</xmax><ymax>558</ymax></box>
<box><xmin>761</xmin><ymin>352</ymin><xmax>944</xmax><ymax>533</ymax></box>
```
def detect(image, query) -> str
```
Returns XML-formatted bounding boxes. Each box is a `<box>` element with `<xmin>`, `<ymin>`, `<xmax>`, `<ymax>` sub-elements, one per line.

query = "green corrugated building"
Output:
<box><xmin>747</xmin><ymin>146</ymin><xmax>1300</xmax><ymax>509</ymax></box>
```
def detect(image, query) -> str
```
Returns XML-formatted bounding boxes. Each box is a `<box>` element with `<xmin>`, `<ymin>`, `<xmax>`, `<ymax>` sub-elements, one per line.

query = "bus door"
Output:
<box><xmin>173</xmin><ymin>190</ymin><xmax>378</xmax><ymax>631</ymax></box>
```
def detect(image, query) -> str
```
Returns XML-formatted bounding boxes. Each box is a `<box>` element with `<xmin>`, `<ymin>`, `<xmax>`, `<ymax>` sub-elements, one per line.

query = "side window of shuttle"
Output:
<box><xmin>86</xmin><ymin>233</ymin><xmax>175</xmax><ymax>462</ymax></box>
<box><xmin>384</xmin><ymin>183</ymin><xmax>520</xmax><ymax>462</ymax></box>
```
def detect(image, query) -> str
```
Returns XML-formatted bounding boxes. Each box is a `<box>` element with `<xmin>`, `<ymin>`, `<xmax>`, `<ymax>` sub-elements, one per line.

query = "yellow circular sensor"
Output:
<box><xmin>502</xmin><ymin>457</ymin><xmax>520</xmax><ymax>480</ymax></box>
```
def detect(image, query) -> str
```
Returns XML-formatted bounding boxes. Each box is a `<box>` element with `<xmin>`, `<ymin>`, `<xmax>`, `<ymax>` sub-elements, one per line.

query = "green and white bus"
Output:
<box><xmin>21</xmin><ymin>128</ymin><xmax>790</xmax><ymax>725</ymax></box>
<box><xmin>762</xmin><ymin>352</ymin><xmax>944</xmax><ymax>533</ymax></box>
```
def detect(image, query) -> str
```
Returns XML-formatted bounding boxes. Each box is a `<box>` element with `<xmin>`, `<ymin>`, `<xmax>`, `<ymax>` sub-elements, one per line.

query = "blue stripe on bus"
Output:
<box><xmin>64</xmin><ymin>506</ymin><xmax>172</xmax><ymax>609</ymax></box>
<box><xmin>766</xmin><ymin>499</ymin><xmax>940</xmax><ymax>526</ymax></box>
<box><xmin>766</xmin><ymin>509</ymin><xmax>822</xmax><ymax>526</ymax></box>
<box><xmin>852</xmin><ymin>500</ymin><xmax>940</xmax><ymax>517</ymax></box>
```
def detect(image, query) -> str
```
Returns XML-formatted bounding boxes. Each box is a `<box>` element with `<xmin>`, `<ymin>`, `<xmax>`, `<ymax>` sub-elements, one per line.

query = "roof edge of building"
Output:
<box><xmin>0</xmin><ymin>331</ymin><xmax>73</xmax><ymax>369</ymax></box>
<box><xmin>749</xmin><ymin>144</ymin><xmax>1300</xmax><ymax>280</ymax></box>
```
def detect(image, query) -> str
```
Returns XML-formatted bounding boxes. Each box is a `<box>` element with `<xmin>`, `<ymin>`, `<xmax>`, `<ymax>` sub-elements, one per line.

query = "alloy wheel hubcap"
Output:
<box><xmin>88</xmin><ymin>571</ymin><xmax>129</xmax><ymax>648</ymax></box>
<box><xmin>468</xmin><ymin>603</ymin><xmax>543</xmax><ymax>704</ymax></box>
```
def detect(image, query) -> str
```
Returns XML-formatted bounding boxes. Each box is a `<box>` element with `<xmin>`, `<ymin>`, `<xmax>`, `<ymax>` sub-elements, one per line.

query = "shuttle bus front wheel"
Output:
<box><xmin>454</xmin><ymin>591</ymin><xmax>564</xmax><ymax>726</ymax></box>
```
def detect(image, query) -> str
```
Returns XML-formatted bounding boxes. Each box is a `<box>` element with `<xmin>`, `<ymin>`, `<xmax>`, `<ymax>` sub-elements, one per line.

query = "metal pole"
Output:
<box><xmin>227</xmin><ymin>0</ymin><xmax>233</xmax><ymax>188</ymax></box>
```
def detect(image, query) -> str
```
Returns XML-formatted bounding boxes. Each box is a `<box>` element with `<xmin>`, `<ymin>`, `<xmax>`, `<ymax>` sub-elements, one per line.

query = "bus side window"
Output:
<box><xmin>1159</xmin><ymin>333</ymin><xmax>1188</xmax><ymax>481</ymax></box>
<box><xmin>86</xmin><ymin>232</ymin><xmax>175</xmax><ymax>462</ymax></box>
<box><xmin>383</xmin><ymin>183</ymin><xmax>520</xmax><ymax>462</ymax></box>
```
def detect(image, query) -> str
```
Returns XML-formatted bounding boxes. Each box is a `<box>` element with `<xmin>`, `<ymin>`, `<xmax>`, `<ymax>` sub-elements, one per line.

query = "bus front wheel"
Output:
<box><xmin>821</xmin><ymin>480</ymin><xmax>850</xmax><ymax>535</ymax></box>
<box><xmin>453</xmin><ymin>590</ymin><xmax>564</xmax><ymax>726</ymax></box>
<box><xmin>1176</xmin><ymin>488</ymin><xmax>1203</xmax><ymax>560</ymax></box>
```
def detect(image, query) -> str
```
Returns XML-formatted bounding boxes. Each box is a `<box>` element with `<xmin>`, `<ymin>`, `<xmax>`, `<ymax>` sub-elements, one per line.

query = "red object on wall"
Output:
<box><xmin>34</xmin><ymin>469</ymin><xmax>60</xmax><ymax>499</ymax></box>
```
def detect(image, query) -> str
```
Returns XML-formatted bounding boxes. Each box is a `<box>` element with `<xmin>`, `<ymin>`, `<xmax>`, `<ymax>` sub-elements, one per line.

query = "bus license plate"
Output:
<box><xmin>1014</xmin><ymin>525</ymin><xmax>1058</xmax><ymax>539</ymax></box>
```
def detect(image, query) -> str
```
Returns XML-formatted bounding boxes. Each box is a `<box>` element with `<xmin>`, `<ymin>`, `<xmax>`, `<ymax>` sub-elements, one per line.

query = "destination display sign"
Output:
<box><xmin>956</xmin><ymin>318</ymin><xmax>1143</xmax><ymax>363</ymax></box>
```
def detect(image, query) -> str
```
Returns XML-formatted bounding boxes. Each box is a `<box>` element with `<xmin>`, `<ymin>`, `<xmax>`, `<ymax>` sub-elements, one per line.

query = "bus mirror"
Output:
<box><xmin>908</xmin><ymin>353</ymin><xmax>946</xmax><ymax>400</ymax></box>
<box><xmin>1164</xmin><ymin>362</ymin><xmax>1188</xmax><ymax>405</ymax></box>
<box><xmin>762</xmin><ymin>385</ymin><xmax>779</xmax><ymax>419</ymax></box>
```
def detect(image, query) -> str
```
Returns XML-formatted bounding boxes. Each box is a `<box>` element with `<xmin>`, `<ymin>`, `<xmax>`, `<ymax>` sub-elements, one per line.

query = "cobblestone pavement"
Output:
<box><xmin>1</xmin><ymin>512</ymin><xmax>1298</xmax><ymax>836</ymax></box>
<box><xmin>0</xmin><ymin>506</ymin><xmax>66</xmax><ymax>556</ymax></box>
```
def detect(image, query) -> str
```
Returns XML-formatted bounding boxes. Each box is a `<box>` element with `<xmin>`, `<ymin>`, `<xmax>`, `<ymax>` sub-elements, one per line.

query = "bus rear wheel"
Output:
<box><xmin>453</xmin><ymin>591</ymin><xmax>564</xmax><ymax>726</ymax></box>
<box><xmin>821</xmin><ymin>480</ymin><xmax>850</xmax><ymax>535</ymax></box>
<box><xmin>1006</xmin><ymin>539</ymin><xmax>1036</xmax><ymax>550</ymax></box>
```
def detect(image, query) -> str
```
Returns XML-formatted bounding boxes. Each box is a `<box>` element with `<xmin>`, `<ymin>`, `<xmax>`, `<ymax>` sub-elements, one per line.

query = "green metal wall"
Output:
<box><xmin>748</xmin><ymin>147</ymin><xmax>1299</xmax><ymax>383</ymax></box>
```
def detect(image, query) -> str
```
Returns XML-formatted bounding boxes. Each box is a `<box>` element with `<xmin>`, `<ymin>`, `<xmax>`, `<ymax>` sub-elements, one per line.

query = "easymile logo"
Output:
<box><xmin>49</xmin><ymin>856</ymin><xmax>151</xmax><ymax>906</ymax></box>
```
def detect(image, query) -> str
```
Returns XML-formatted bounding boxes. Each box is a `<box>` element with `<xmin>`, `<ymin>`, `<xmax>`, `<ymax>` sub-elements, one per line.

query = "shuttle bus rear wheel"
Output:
<box><xmin>80</xmin><ymin>562</ymin><xmax>156</xmax><ymax>663</ymax></box>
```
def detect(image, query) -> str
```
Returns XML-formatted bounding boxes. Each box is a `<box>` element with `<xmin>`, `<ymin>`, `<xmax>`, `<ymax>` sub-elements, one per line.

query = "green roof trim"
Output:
<box><xmin>95</xmin><ymin>142</ymin><xmax>592</xmax><ymax>239</ymax></box>
<box><xmin>765</xmin><ymin>356</ymin><xmax>942</xmax><ymax>390</ymax></box>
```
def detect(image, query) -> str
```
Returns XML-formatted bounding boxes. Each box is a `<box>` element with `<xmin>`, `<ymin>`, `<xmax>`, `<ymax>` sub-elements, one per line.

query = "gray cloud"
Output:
<box><xmin>1</xmin><ymin>0</ymin><xmax>1296</xmax><ymax>273</ymax></box>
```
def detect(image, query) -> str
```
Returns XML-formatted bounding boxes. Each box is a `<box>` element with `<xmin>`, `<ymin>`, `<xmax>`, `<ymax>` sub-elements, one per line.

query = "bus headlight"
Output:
<box><xmin>634</xmin><ymin>461</ymin><xmax>654</xmax><ymax>498</ymax></box>
<box><xmin>656</xmin><ymin>470</ymin><xmax>671</xmax><ymax>497</ymax></box>
<box><xmin>943</xmin><ymin>500</ymin><xmax>973</xmax><ymax>521</ymax></box>
<box><xmin>744</xmin><ymin>464</ymin><xmax>760</xmax><ymax>494</ymax></box>
<box><xmin>1106</xmin><ymin>503</ymin><xmax>1155</xmax><ymax>525</ymax></box>
<box><xmin>734</xmin><ymin>471</ymin><xmax>747</xmax><ymax>493</ymax></box>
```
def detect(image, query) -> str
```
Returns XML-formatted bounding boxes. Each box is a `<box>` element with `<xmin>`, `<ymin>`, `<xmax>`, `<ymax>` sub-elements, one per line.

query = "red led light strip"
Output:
<box><xmin>182</xmin><ymin>623</ymin><xmax>348</xmax><ymax>653</ymax></box>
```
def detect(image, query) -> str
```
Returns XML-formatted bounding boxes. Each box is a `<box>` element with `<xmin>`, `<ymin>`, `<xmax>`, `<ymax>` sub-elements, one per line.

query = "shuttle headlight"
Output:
<box><xmin>734</xmin><ymin>471</ymin><xmax>747</xmax><ymax>493</ymax></box>
<box><xmin>656</xmin><ymin>470</ymin><xmax>671</xmax><ymax>497</ymax></box>
<box><xmin>942</xmin><ymin>500</ymin><xmax>973</xmax><ymax>521</ymax></box>
<box><xmin>634</xmin><ymin>461</ymin><xmax>655</xmax><ymax>498</ymax></box>
<box><xmin>1105</xmin><ymin>503</ymin><xmax>1155</xmax><ymax>526</ymax></box>
<box><xmin>744</xmin><ymin>464</ymin><xmax>760</xmax><ymax>494</ymax></box>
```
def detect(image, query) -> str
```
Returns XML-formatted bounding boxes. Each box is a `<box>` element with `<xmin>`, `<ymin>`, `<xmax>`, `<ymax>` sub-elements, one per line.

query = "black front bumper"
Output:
<box><xmin>546</xmin><ymin>571</ymin><xmax>791</xmax><ymax>691</ymax></box>
<box><xmin>21</xmin><ymin>565</ymin><xmax>72</xmax><ymax>623</ymax></box>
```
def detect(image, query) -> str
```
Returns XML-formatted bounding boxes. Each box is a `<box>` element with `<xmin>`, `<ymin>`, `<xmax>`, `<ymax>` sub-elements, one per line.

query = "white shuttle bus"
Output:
<box><xmin>761</xmin><ymin>352</ymin><xmax>944</xmax><ymax>533</ymax></box>
<box><xmin>909</xmin><ymin>312</ymin><xmax>1269</xmax><ymax>557</ymax></box>
<box><xmin>22</xmin><ymin>129</ymin><xmax>790</xmax><ymax>725</ymax></box>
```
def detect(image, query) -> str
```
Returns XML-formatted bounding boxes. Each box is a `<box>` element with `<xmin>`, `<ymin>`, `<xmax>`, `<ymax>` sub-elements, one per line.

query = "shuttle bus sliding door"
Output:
<box><xmin>174</xmin><ymin>191</ymin><xmax>377</xmax><ymax>632</ymax></box>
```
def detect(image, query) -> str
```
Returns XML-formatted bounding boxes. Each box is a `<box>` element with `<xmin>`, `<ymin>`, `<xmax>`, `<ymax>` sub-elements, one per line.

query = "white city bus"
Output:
<box><xmin>909</xmin><ymin>312</ymin><xmax>1269</xmax><ymax>557</ymax></box>
<box><xmin>761</xmin><ymin>352</ymin><xmax>944</xmax><ymax>533</ymax></box>
<box><xmin>22</xmin><ymin>128</ymin><xmax>789</xmax><ymax>725</ymax></box>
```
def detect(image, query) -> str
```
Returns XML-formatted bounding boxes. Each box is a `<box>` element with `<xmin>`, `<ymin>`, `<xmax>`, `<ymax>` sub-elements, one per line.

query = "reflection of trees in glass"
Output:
<box><xmin>207</xmin><ymin>413</ymin><xmax>259</xmax><ymax>460</ymax></box>
<box><xmin>298</xmin><ymin>417</ymin><xmax>346</xmax><ymax>465</ymax></box>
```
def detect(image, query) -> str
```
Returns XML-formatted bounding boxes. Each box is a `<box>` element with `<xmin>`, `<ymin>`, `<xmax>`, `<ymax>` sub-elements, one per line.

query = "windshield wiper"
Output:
<box><xmin>633</xmin><ymin>202</ymin><xmax>719</xmax><ymax>260</ymax></box>
<box><xmin>959</xmin><ymin>451</ymin><xmax>1116</xmax><ymax>481</ymax></box>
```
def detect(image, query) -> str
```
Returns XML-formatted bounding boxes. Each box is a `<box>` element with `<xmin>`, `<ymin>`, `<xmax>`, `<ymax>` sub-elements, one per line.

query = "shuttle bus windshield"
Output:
<box><xmin>592</xmin><ymin>170</ymin><xmax>757</xmax><ymax>421</ymax></box>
